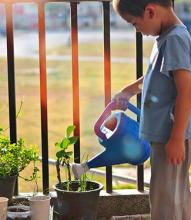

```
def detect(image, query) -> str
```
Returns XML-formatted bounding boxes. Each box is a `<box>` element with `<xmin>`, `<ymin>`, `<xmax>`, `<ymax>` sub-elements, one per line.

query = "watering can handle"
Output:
<box><xmin>94</xmin><ymin>101</ymin><xmax>140</xmax><ymax>140</ymax></box>
<box><xmin>125</xmin><ymin>102</ymin><xmax>140</xmax><ymax>117</ymax></box>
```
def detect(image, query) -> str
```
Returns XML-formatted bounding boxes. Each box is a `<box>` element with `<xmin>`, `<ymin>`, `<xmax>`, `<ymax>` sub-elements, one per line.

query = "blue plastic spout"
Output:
<box><xmin>72</xmin><ymin>102</ymin><xmax>151</xmax><ymax>179</ymax></box>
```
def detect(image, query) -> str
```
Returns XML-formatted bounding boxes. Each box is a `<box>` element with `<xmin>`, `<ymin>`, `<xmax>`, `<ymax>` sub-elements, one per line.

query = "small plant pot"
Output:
<box><xmin>29</xmin><ymin>195</ymin><xmax>51</xmax><ymax>220</ymax></box>
<box><xmin>0</xmin><ymin>197</ymin><xmax>8</xmax><ymax>220</ymax></box>
<box><xmin>54</xmin><ymin>180</ymin><xmax>103</xmax><ymax>220</ymax></box>
<box><xmin>7</xmin><ymin>205</ymin><xmax>30</xmax><ymax>220</ymax></box>
<box><xmin>0</xmin><ymin>175</ymin><xmax>17</xmax><ymax>199</ymax></box>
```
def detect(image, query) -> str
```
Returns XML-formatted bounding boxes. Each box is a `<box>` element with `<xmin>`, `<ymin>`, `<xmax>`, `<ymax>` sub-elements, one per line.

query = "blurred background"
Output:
<box><xmin>0</xmin><ymin>0</ymin><xmax>190</xmax><ymax>193</ymax></box>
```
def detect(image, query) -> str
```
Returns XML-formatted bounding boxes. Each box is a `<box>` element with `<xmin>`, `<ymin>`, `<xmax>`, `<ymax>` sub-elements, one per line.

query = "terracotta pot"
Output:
<box><xmin>0</xmin><ymin>197</ymin><xmax>8</xmax><ymax>220</ymax></box>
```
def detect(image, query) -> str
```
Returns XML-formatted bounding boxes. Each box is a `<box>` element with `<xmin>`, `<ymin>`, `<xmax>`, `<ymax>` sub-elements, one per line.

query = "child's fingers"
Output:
<box><xmin>176</xmin><ymin>158</ymin><xmax>182</xmax><ymax>165</ymax></box>
<box><xmin>167</xmin><ymin>156</ymin><xmax>172</xmax><ymax>164</ymax></box>
<box><xmin>119</xmin><ymin>98</ymin><xmax>128</xmax><ymax>106</ymax></box>
<box><xmin>168</xmin><ymin>156</ymin><xmax>184</xmax><ymax>165</ymax></box>
<box><xmin>112</xmin><ymin>98</ymin><xmax>128</xmax><ymax>110</ymax></box>
<box><xmin>118</xmin><ymin>99</ymin><xmax>128</xmax><ymax>111</ymax></box>
<box><xmin>170</xmin><ymin>158</ymin><xmax>177</xmax><ymax>165</ymax></box>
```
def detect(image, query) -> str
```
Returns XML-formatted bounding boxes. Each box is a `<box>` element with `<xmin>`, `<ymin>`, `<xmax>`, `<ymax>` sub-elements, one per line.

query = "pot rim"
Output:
<box><xmin>0</xmin><ymin>174</ymin><xmax>18</xmax><ymax>179</ymax></box>
<box><xmin>7</xmin><ymin>205</ymin><xmax>30</xmax><ymax>213</ymax></box>
<box><xmin>28</xmin><ymin>195</ymin><xmax>51</xmax><ymax>202</ymax></box>
<box><xmin>0</xmin><ymin>197</ymin><xmax>8</xmax><ymax>202</ymax></box>
<box><xmin>53</xmin><ymin>180</ymin><xmax>103</xmax><ymax>193</ymax></box>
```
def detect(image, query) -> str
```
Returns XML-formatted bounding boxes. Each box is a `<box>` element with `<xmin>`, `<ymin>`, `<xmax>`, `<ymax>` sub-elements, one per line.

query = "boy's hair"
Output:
<box><xmin>113</xmin><ymin>0</ymin><xmax>172</xmax><ymax>17</ymax></box>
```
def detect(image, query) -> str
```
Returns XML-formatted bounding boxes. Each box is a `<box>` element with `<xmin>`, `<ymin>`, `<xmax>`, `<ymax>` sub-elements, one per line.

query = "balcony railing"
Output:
<box><xmin>1</xmin><ymin>0</ymin><xmax>154</xmax><ymax>195</ymax></box>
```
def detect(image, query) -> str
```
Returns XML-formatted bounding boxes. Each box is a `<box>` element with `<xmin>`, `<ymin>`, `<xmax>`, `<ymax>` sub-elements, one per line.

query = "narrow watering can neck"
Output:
<box><xmin>94</xmin><ymin>101</ymin><xmax>141</xmax><ymax>140</ymax></box>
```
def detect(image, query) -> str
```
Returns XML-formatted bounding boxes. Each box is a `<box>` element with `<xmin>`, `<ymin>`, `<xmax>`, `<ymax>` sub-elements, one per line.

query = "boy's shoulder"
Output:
<box><xmin>167</xmin><ymin>24</ymin><xmax>190</xmax><ymax>38</ymax></box>
<box><xmin>157</xmin><ymin>24</ymin><xmax>191</xmax><ymax>48</ymax></box>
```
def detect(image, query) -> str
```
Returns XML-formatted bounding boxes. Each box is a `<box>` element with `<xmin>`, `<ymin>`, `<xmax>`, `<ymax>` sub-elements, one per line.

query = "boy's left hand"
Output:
<box><xmin>165</xmin><ymin>138</ymin><xmax>185</xmax><ymax>165</ymax></box>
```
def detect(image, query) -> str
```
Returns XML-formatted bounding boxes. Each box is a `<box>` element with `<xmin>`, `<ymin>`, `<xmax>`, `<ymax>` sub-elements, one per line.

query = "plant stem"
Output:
<box><xmin>67</xmin><ymin>163</ymin><xmax>71</xmax><ymax>181</ymax></box>
<box><xmin>56</xmin><ymin>159</ymin><xmax>61</xmax><ymax>184</ymax></box>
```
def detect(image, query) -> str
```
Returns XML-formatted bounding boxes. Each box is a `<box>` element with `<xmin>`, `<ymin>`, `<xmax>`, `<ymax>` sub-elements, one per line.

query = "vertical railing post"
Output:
<box><xmin>5</xmin><ymin>3</ymin><xmax>17</xmax><ymax>149</ymax></box>
<box><xmin>38</xmin><ymin>2</ymin><xmax>49</xmax><ymax>193</ymax></box>
<box><xmin>136</xmin><ymin>31</ymin><xmax>144</xmax><ymax>192</ymax></box>
<box><xmin>103</xmin><ymin>1</ymin><xmax>112</xmax><ymax>193</ymax></box>
<box><xmin>5</xmin><ymin>2</ymin><xmax>18</xmax><ymax>195</ymax></box>
<box><xmin>70</xmin><ymin>2</ymin><xmax>80</xmax><ymax>163</ymax></box>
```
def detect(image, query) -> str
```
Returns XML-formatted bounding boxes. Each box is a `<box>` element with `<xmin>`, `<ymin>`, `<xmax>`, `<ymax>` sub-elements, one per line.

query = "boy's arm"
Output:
<box><xmin>166</xmin><ymin>69</ymin><xmax>191</xmax><ymax>165</ymax></box>
<box><xmin>112</xmin><ymin>76</ymin><xmax>144</xmax><ymax>110</ymax></box>
<box><xmin>120</xmin><ymin>76</ymin><xmax>144</xmax><ymax>97</ymax></box>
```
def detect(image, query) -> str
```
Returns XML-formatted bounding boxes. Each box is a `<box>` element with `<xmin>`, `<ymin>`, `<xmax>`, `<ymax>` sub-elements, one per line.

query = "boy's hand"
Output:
<box><xmin>112</xmin><ymin>91</ymin><xmax>130</xmax><ymax>111</ymax></box>
<box><xmin>165</xmin><ymin>138</ymin><xmax>185</xmax><ymax>165</ymax></box>
<box><xmin>112</xmin><ymin>77</ymin><xmax>143</xmax><ymax>110</ymax></box>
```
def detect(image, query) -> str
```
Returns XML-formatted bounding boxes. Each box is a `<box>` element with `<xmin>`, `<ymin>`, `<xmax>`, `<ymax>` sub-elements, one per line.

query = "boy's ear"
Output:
<box><xmin>144</xmin><ymin>5</ymin><xmax>156</xmax><ymax>19</ymax></box>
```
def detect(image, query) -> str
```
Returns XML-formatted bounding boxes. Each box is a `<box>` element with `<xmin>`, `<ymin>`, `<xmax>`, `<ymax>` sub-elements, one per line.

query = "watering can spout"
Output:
<box><xmin>72</xmin><ymin>163</ymin><xmax>89</xmax><ymax>179</ymax></box>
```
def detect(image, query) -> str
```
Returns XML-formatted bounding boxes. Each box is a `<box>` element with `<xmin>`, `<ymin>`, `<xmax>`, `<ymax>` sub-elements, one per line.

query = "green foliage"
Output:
<box><xmin>55</xmin><ymin>129</ymin><xmax>94</xmax><ymax>192</ymax></box>
<box><xmin>55</xmin><ymin>125</ymin><xmax>78</xmax><ymax>184</ymax></box>
<box><xmin>0</xmin><ymin>127</ymin><xmax>39</xmax><ymax>180</ymax></box>
<box><xmin>78</xmin><ymin>173</ymin><xmax>89</xmax><ymax>192</ymax></box>
<box><xmin>76</xmin><ymin>154</ymin><xmax>92</xmax><ymax>191</ymax></box>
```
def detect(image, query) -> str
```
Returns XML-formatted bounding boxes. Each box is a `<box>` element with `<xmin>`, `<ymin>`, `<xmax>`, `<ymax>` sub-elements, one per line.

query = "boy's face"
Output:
<box><xmin>122</xmin><ymin>5</ymin><xmax>162</xmax><ymax>36</ymax></box>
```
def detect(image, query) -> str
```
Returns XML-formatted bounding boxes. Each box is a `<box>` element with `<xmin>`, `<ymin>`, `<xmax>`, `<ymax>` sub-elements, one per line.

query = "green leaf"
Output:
<box><xmin>63</xmin><ymin>151</ymin><xmax>73</xmax><ymax>160</ymax></box>
<box><xmin>68</xmin><ymin>136</ymin><xmax>78</xmax><ymax>145</ymax></box>
<box><xmin>61</xmin><ymin>138</ymin><xmax>70</xmax><ymax>149</ymax></box>
<box><xmin>66</xmin><ymin>125</ymin><xmax>76</xmax><ymax>138</ymax></box>
<box><xmin>55</xmin><ymin>138</ymin><xmax>71</xmax><ymax>149</ymax></box>
<box><xmin>56</xmin><ymin>150</ymin><xmax>67</xmax><ymax>159</ymax></box>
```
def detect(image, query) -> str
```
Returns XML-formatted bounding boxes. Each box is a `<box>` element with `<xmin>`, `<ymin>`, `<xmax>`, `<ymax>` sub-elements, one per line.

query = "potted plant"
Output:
<box><xmin>0</xmin><ymin>126</ymin><xmax>39</xmax><ymax>199</ymax></box>
<box><xmin>53</xmin><ymin>125</ymin><xmax>103</xmax><ymax>219</ymax></box>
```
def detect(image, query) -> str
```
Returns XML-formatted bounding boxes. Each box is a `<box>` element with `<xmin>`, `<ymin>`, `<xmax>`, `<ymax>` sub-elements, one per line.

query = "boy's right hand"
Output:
<box><xmin>112</xmin><ymin>91</ymin><xmax>130</xmax><ymax>111</ymax></box>
<box><xmin>112</xmin><ymin>78</ymin><xmax>143</xmax><ymax>110</ymax></box>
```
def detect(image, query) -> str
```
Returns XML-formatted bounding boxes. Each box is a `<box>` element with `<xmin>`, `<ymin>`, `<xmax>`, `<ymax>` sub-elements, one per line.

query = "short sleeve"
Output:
<box><xmin>160</xmin><ymin>36</ymin><xmax>191</xmax><ymax>76</ymax></box>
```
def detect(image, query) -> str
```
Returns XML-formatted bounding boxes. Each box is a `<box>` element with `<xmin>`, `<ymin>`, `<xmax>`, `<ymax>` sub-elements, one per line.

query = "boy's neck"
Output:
<box><xmin>159</xmin><ymin>7</ymin><xmax>182</xmax><ymax>35</ymax></box>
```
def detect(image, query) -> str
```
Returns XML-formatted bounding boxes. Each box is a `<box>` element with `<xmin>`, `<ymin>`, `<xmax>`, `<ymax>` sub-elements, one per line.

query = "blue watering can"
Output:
<box><xmin>72</xmin><ymin>101</ymin><xmax>151</xmax><ymax>179</ymax></box>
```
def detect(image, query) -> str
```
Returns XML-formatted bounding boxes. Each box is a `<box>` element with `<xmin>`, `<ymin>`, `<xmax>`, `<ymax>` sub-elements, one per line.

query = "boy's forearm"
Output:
<box><xmin>121</xmin><ymin>76</ymin><xmax>144</xmax><ymax>97</ymax></box>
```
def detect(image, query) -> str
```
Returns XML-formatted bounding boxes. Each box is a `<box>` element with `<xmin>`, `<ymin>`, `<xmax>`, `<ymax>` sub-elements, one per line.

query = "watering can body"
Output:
<box><xmin>72</xmin><ymin>101</ymin><xmax>151</xmax><ymax>179</ymax></box>
<box><xmin>87</xmin><ymin>102</ymin><xmax>151</xmax><ymax>168</ymax></box>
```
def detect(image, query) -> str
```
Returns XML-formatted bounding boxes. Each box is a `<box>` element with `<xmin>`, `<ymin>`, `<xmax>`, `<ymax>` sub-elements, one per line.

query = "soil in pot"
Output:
<box><xmin>9</xmin><ymin>197</ymin><xmax>30</xmax><ymax>207</ymax></box>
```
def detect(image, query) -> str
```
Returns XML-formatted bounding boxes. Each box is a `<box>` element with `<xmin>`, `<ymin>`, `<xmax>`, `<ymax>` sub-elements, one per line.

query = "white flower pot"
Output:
<box><xmin>7</xmin><ymin>205</ymin><xmax>30</xmax><ymax>220</ymax></box>
<box><xmin>29</xmin><ymin>195</ymin><xmax>51</xmax><ymax>220</ymax></box>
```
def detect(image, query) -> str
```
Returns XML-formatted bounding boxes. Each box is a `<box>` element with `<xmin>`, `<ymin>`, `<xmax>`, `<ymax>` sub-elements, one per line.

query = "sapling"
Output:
<box><xmin>55</xmin><ymin>125</ymin><xmax>78</xmax><ymax>184</ymax></box>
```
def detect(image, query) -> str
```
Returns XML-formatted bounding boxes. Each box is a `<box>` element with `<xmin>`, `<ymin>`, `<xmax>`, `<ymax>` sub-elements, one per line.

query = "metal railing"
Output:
<box><xmin>1</xmin><ymin>0</ymin><xmax>154</xmax><ymax>194</ymax></box>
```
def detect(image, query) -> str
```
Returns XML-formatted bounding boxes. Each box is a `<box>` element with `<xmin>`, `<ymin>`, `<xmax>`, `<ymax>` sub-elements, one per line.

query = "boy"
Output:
<box><xmin>112</xmin><ymin>0</ymin><xmax>191</xmax><ymax>219</ymax></box>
